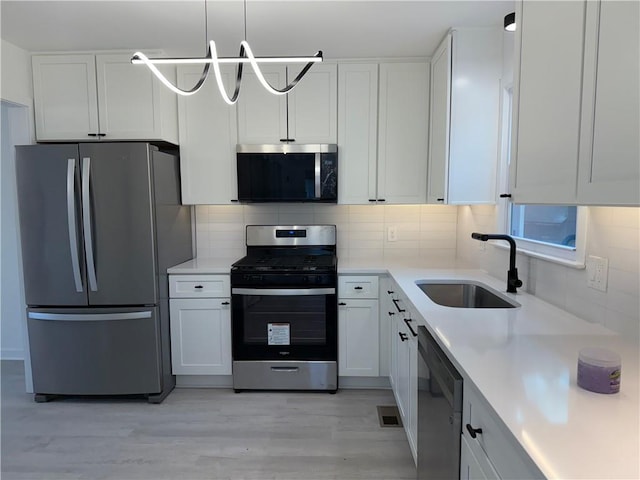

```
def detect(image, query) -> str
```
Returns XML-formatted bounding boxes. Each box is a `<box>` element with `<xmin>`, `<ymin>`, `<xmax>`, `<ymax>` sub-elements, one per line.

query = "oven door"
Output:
<box><xmin>231</xmin><ymin>287</ymin><xmax>337</xmax><ymax>361</ymax></box>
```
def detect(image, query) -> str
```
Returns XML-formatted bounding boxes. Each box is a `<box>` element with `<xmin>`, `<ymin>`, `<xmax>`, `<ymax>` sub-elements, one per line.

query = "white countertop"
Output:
<box><xmin>388</xmin><ymin>267</ymin><xmax>639</xmax><ymax>480</ymax></box>
<box><xmin>168</xmin><ymin>259</ymin><xmax>639</xmax><ymax>479</ymax></box>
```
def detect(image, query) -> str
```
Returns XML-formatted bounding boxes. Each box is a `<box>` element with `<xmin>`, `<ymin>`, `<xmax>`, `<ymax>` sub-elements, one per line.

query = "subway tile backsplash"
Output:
<box><xmin>194</xmin><ymin>204</ymin><xmax>458</xmax><ymax>266</ymax></box>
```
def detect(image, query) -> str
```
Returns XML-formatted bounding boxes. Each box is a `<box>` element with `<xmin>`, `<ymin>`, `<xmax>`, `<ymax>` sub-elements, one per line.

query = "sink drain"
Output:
<box><xmin>377</xmin><ymin>405</ymin><xmax>403</xmax><ymax>427</ymax></box>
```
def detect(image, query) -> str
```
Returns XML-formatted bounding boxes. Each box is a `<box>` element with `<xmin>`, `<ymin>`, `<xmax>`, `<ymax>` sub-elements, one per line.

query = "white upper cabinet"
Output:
<box><xmin>177</xmin><ymin>65</ymin><xmax>238</xmax><ymax>204</ymax></box>
<box><xmin>428</xmin><ymin>29</ymin><xmax>502</xmax><ymax>205</ymax></box>
<box><xmin>337</xmin><ymin>63</ymin><xmax>379</xmax><ymax>204</ymax></box>
<box><xmin>32</xmin><ymin>54</ymin><xmax>178</xmax><ymax>143</ymax></box>
<box><xmin>237</xmin><ymin>64</ymin><xmax>337</xmax><ymax>144</ymax></box>
<box><xmin>377</xmin><ymin>62</ymin><xmax>430</xmax><ymax>204</ymax></box>
<box><xmin>577</xmin><ymin>0</ymin><xmax>640</xmax><ymax>205</ymax></box>
<box><xmin>510</xmin><ymin>1</ymin><xmax>586</xmax><ymax>204</ymax></box>
<box><xmin>32</xmin><ymin>55</ymin><xmax>100</xmax><ymax>141</ymax></box>
<box><xmin>510</xmin><ymin>0</ymin><xmax>639</xmax><ymax>206</ymax></box>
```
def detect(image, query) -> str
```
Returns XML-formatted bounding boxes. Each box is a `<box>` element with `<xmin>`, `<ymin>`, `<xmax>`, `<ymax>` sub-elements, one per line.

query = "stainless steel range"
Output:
<box><xmin>231</xmin><ymin>225</ymin><xmax>338</xmax><ymax>392</ymax></box>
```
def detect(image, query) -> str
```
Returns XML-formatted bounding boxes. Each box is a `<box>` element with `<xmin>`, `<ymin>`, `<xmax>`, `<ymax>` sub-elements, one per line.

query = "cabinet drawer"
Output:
<box><xmin>169</xmin><ymin>275</ymin><xmax>230</xmax><ymax>298</ymax></box>
<box><xmin>463</xmin><ymin>384</ymin><xmax>543</xmax><ymax>479</ymax></box>
<box><xmin>338</xmin><ymin>276</ymin><xmax>379</xmax><ymax>299</ymax></box>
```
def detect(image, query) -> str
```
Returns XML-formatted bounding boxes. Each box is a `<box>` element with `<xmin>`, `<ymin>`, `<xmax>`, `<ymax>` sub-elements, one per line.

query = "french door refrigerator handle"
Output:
<box><xmin>82</xmin><ymin>157</ymin><xmax>98</xmax><ymax>292</ymax></box>
<box><xmin>66</xmin><ymin>159</ymin><xmax>83</xmax><ymax>292</ymax></box>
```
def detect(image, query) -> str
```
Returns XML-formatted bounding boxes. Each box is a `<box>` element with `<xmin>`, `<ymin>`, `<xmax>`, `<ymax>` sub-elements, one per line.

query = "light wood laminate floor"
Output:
<box><xmin>1</xmin><ymin>361</ymin><xmax>416</xmax><ymax>480</ymax></box>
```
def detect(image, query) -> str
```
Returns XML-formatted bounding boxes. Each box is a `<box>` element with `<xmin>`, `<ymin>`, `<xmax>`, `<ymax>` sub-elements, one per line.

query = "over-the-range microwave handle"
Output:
<box><xmin>81</xmin><ymin>157</ymin><xmax>98</xmax><ymax>292</ymax></box>
<box><xmin>232</xmin><ymin>288</ymin><xmax>336</xmax><ymax>296</ymax></box>
<box><xmin>314</xmin><ymin>152</ymin><xmax>321</xmax><ymax>198</ymax></box>
<box><xmin>66</xmin><ymin>158</ymin><xmax>83</xmax><ymax>293</ymax></box>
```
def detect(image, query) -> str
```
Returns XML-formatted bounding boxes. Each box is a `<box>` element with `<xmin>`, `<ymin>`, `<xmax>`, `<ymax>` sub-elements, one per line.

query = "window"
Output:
<box><xmin>499</xmin><ymin>86</ymin><xmax>586</xmax><ymax>267</ymax></box>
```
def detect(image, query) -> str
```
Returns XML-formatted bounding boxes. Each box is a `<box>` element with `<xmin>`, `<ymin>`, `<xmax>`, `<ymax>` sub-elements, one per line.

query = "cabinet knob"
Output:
<box><xmin>387</xmin><ymin>290</ymin><xmax>394</xmax><ymax>294</ymax></box>
<box><xmin>465</xmin><ymin>424</ymin><xmax>483</xmax><ymax>439</ymax></box>
<box><xmin>398</xmin><ymin>332</ymin><xmax>408</xmax><ymax>342</ymax></box>
<box><xmin>388</xmin><ymin>311</ymin><xmax>395</xmax><ymax>316</ymax></box>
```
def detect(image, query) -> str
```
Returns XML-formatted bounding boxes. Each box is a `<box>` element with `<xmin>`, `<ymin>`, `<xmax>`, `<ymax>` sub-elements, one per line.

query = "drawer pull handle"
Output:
<box><xmin>392</xmin><ymin>298</ymin><xmax>406</xmax><ymax>313</ymax></box>
<box><xmin>387</xmin><ymin>290</ymin><xmax>394</xmax><ymax>294</ymax></box>
<box><xmin>354</xmin><ymin>286</ymin><xmax>363</xmax><ymax>290</ymax></box>
<box><xmin>466</xmin><ymin>424</ymin><xmax>483</xmax><ymax>439</ymax></box>
<box><xmin>339</xmin><ymin>302</ymin><xmax>347</xmax><ymax>306</ymax></box>
<box><xmin>194</xmin><ymin>285</ymin><xmax>204</xmax><ymax>289</ymax></box>
<box><xmin>404</xmin><ymin>318</ymin><xmax>418</xmax><ymax>337</ymax></box>
<box><xmin>221</xmin><ymin>301</ymin><xmax>230</xmax><ymax>305</ymax></box>
<box><xmin>398</xmin><ymin>332</ymin><xmax>408</xmax><ymax>342</ymax></box>
<box><xmin>388</xmin><ymin>311</ymin><xmax>395</xmax><ymax>316</ymax></box>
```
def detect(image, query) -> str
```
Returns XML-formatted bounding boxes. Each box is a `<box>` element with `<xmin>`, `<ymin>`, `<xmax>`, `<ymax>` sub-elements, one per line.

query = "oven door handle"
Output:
<box><xmin>232</xmin><ymin>288</ymin><xmax>336</xmax><ymax>296</ymax></box>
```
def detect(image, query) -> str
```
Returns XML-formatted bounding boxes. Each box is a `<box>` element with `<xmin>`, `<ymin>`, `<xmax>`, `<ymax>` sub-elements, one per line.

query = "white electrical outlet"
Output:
<box><xmin>586</xmin><ymin>255</ymin><xmax>609</xmax><ymax>292</ymax></box>
<box><xmin>387</xmin><ymin>226</ymin><xmax>398</xmax><ymax>242</ymax></box>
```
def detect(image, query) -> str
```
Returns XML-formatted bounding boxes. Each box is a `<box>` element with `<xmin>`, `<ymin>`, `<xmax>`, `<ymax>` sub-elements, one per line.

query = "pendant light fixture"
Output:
<box><xmin>131</xmin><ymin>0</ymin><xmax>323</xmax><ymax>104</ymax></box>
<box><xmin>504</xmin><ymin>12</ymin><xmax>516</xmax><ymax>32</ymax></box>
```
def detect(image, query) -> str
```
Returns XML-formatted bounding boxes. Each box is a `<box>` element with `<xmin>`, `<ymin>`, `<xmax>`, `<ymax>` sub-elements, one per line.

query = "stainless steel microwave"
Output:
<box><xmin>236</xmin><ymin>144</ymin><xmax>338</xmax><ymax>203</ymax></box>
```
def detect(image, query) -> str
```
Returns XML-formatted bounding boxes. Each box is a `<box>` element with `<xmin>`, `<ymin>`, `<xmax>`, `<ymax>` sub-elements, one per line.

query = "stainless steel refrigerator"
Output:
<box><xmin>15</xmin><ymin>142</ymin><xmax>193</xmax><ymax>403</ymax></box>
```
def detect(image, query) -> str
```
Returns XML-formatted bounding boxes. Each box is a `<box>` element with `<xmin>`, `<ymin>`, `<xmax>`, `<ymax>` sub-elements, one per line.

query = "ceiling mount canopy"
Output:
<box><xmin>131</xmin><ymin>0</ymin><xmax>323</xmax><ymax>104</ymax></box>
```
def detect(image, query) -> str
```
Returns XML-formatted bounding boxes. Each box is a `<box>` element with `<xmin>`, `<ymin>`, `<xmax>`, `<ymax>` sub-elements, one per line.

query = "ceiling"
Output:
<box><xmin>1</xmin><ymin>1</ymin><xmax>514</xmax><ymax>59</ymax></box>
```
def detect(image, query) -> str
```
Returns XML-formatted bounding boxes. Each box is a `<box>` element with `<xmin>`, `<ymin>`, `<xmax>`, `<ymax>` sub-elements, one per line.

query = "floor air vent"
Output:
<box><xmin>377</xmin><ymin>405</ymin><xmax>403</xmax><ymax>427</ymax></box>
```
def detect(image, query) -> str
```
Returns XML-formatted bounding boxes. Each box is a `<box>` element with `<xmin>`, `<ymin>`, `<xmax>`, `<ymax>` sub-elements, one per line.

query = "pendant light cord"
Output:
<box><xmin>244</xmin><ymin>0</ymin><xmax>248</xmax><ymax>42</ymax></box>
<box><xmin>204</xmin><ymin>0</ymin><xmax>209</xmax><ymax>50</ymax></box>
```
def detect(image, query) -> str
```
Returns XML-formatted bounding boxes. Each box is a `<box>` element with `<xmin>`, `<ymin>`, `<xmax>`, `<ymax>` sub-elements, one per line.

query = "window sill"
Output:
<box><xmin>492</xmin><ymin>243</ymin><xmax>586</xmax><ymax>270</ymax></box>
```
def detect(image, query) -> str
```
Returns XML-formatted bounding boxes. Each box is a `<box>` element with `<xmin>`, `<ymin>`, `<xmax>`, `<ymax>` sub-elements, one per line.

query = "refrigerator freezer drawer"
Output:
<box><xmin>27</xmin><ymin>307</ymin><xmax>162</xmax><ymax>396</ymax></box>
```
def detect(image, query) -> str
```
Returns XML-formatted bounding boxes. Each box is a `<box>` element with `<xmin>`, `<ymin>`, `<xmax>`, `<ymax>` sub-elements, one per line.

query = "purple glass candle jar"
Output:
<box><xmin>577</xmin><ymin>347</ymin><xmax>621</xmax><ymax>394</ymax></box>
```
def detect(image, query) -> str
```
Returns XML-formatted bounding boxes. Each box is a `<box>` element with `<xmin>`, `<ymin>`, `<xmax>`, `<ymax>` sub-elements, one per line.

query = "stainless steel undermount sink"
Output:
<box><xmin>416</xmin><ymin>281</ymin><xmax>519</xmax><ymax>309</ymax></box>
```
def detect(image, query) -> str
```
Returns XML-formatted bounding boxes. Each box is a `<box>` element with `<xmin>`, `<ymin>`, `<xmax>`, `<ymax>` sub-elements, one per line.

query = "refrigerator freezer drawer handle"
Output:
<box><xmin>28</xmin><ymin>311</ymin><xmax>152</xmax><ymax>321</ymax></box>
<box><xmin>82</xmin><ymin>157</ymin><xmax>98</xmax><ymax>292</ymax></box>
<box><xmin>66</xmin><ymin>159</ymin><xmax>83</xmax><ymax>293</ymax></box>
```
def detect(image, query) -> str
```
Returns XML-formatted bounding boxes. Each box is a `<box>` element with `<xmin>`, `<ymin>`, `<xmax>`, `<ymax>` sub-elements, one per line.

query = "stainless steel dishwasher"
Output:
<box><xmin>417</xmin><ymin>325</ymin><xmax>463</xmax><ymax>479</ymax></box>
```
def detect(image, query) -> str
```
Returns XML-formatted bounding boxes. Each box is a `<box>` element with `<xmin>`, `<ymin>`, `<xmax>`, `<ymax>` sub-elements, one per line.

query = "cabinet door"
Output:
<box><xmin>427</xmin><ymin>35</ymin><xmax>452</xmax><ymax>204</ymax></box>
<box><xmin>288</xmin><ymin>63</ymin><xmax>337</xmax><ymax>143</ymax></box>
<box><xmin>95</xmin><ymin>54</ymin><xmax>178</xmax><ymax>143</ymax></box>
<box><xmin>460</xmin><ymin>434</ymin><xmax>499</xmax><ymax>480</ymax></box>
<box><xmin>337</xmin><ymin>63</ymin><xmax>379</xmax><ymax>204</ymax></box>
<box><xmin>578</xmin><ymin>0</ymin><xmax>640</xmax><ymax>205</ymax></box>
<box><xmin>448</xmin><ymin>28</ymin><xmax>501</xmax><ymax>205</ymax></box>
<box><xmin>169</xmin><ymin>298</ymin><xmax>232</xmax><ymax>375</ymax></box>
<box><xmin>177</xmin><ymin>65</ymin><xmax>238</xmax><ymax>204</ymax></box>
<box><xmin>510</xmin><ymin>1</ymin><xmax>586</xmax><ymax>204</ymax></box>
<box><xmin>378</xmin><ymin>63</ymin><xmax>430</xmax><ymax>204</ymax></box>
<box><xmin>32</xmin><ymin>54</ymin><xmax>99</xmax><ymax>141</ymax></box>
<box><xmin>237</xmin><ymin>66</ymin><xmax>287</xmax><ymax>143</ymax></box>
<box><xmin>338</xmin><ymin>299</ymin><xmax>380</xmax><ymax>376</ymax></box>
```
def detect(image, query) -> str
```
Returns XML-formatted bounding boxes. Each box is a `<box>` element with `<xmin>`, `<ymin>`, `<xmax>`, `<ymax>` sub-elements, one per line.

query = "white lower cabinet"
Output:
<box><xmin>168</xmin><ymin>275</ymin><xmax>232</xmax><ymax>375</ymax></box>
<box><xmin>460</xmin><ymin>434</ymin><xmax>499</xmax><ymax>480</ymax></box>
<box><xmin>338</xmin><ymin>275</ymin><xmax>380</xmax><ymax>377</ymax></box>
<box><xmin>463</xmin><ymin>382</ymin><xmax>544</xmax><ymax>479</ymax></box>
<box><xmin>338</xmin><ymin>299</ymin><xmax>379</xmax><ymax>377</ymax></box>
<box><xmin>386</xmin><ymin>281</ymin><xmax>418</xmax><ymax>464</ymax></box>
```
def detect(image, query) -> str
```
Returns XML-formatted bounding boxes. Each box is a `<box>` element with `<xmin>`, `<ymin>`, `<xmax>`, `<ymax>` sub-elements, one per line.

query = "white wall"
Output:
<box><xmin>194</xmin><ymin>204</ymin><xmax>458</xmax><ymax>267</ymax></box>
<box><xmin>457</xmin><ymin>205</ymin><xmax>640</xmax><ymax>339</ymax></box>
<box><xmin>1</xmin><ymin>39</ymin><xmax>33</xmax><ymax>363</ymax></box>
<box><xmin>1</xmin><ymin>38</ymin><xmax>33</xmax><ymax>106</ymax></box>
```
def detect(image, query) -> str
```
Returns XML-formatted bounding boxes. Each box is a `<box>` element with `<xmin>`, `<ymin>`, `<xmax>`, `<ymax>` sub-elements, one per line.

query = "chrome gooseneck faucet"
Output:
<box><xmin>471</xmin><ymin>233</ymin><xmax>523</xmax><ymax>293</ymax></box>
